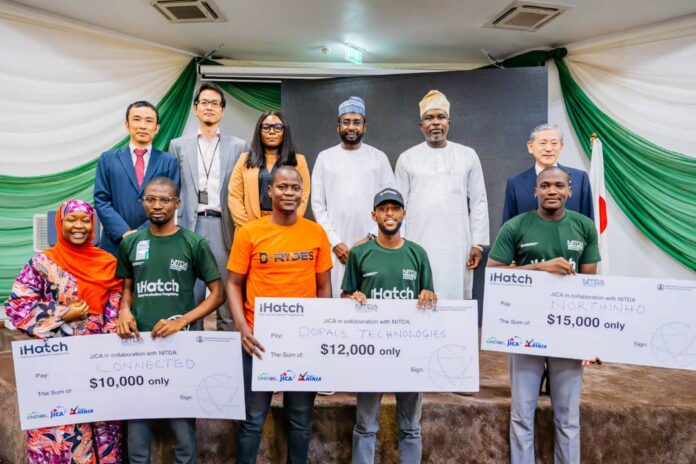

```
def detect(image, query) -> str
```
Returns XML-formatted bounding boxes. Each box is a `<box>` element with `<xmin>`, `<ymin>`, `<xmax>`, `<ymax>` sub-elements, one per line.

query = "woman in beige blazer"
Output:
<box><xmin>228</xmin><ymin>110</ymin><xmax>310</xmax><ymax>227</ymax></box>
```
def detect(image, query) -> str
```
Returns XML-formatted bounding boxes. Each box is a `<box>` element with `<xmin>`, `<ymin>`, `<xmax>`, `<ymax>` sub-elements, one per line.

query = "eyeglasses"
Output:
<box><xmin>140</xmin><ymin>196</ymin><xmax>178</xmax><ymax>205</ymax></box>
<box><xmin>261</xmin><ymin>123</ymin><xmax>285</xmax><ymax>133</ymax></box>
<box><xmin>197</xmin><ymin>100</ymin><xmax>222</xmax><ymax>109</ymax></box>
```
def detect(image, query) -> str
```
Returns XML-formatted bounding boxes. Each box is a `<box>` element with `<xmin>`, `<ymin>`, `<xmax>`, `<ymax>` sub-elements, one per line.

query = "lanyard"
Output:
<box><xmin>197</xmin><ymin>136</ymin><xmax>220</xmax><ymax>190</ymax></box>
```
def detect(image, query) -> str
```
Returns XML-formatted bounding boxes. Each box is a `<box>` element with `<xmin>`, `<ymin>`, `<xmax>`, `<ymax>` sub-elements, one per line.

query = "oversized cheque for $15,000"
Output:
<box><xmin>481</xmin><ymin>268</ymin><xmax>696</xmax><ymax>371</ymax></box>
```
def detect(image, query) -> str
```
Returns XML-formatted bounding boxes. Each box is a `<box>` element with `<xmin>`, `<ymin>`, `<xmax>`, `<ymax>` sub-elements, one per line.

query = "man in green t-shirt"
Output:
<box><xmin>487</xmin><ymin>166</ymin><xmax>601</xmax><ymax>464</ymax></box>
<box><xmin>116</xmin><ymin>176</ymin><xmax>225</xmax><ymax>464</ymax></box>
<box><xmin>342</xmin><ymin>187</ymin><xmax>436</xmax><ymax>464</ymax></box>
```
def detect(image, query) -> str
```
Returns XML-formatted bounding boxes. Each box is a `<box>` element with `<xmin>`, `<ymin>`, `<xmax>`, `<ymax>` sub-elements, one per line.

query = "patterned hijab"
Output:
<box><xmin>43</xmin><ymin>200</ymin><xmax>122</xmax><ymax>315</ymax></box>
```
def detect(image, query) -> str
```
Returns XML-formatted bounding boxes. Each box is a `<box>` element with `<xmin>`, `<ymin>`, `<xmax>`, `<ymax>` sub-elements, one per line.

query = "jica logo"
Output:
<box><xmin>50</xmin><ymin>406</ymin><xmax>66</xmax><ymax>418</ymax></box>
<box><xmin>279</xmin><ymin>370</ymin><xmax>295</xmax><ymax>382</ymax></box>
<box><xmin>507</xmin><ymin>336</ymin><xmax>521</xmax><ymax>347</ymax></box>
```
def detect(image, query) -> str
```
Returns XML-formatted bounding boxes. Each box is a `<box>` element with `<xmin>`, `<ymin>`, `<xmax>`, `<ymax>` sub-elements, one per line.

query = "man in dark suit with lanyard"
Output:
<box><xmin>94</xmin><ymin>101</ymin><xmax>180</xmax><ymax>256</ymax></box>
<box><xmin>503</xmin><ymin>123</ymin><xmax>594</xmax><ymax>223</ymax></box>
<box><xmin>168</xmin><ymin>83</ymin><xmax>247</xmax><ymax>331</ymax></box>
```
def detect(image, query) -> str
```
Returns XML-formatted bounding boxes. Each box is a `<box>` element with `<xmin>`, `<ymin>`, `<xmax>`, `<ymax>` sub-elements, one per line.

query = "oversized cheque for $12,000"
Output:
<box><xmin>252</xmin><ymin>297</ymin><xmax>480</xmax><ymax>392</ymax></box>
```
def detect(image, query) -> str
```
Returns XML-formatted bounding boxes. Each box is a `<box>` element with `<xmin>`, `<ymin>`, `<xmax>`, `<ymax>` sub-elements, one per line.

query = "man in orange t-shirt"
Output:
<box><xmin>226</xmin><ymin>165</ymin><xmax>332</xmax><ymax>464</ymax></box>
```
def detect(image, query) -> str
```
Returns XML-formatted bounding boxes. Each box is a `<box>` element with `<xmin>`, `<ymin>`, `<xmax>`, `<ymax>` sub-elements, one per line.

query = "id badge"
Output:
<box><xmin>198</xmin><ymin>190</ymin><xmax>209</xmax><ymax>205</ymax></box>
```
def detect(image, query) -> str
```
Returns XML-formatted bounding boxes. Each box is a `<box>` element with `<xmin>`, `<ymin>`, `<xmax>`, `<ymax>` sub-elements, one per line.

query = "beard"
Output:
<box><xmin>149</xmin><ymin>215</ymin><xmax>170</xmax><ymax>225</ymax></box>
<box><xmin>377</xmin><ymin>221</ymin><xmax>402</xmax><ymax>236</ymax></box>
<box><xmin>340</xmin><ymin>131</ymin><xmax>364</xmax><ymax>146</ymax></box>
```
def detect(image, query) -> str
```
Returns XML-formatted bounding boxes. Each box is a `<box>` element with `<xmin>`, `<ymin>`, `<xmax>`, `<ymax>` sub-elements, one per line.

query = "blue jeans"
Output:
<box><xmin>352</xmin><ymin>392</ymin><xmax>423</xmax><ymax>464</ymax></box>
<box><xmin>128</xmin><ymin>418</ymin><xmax>196</xmax><ymax>464</ymax></box>
<box><xmin>237</xmin><ymin>352</ymin><xmax>317</xmax><ymax>464</ymax></box>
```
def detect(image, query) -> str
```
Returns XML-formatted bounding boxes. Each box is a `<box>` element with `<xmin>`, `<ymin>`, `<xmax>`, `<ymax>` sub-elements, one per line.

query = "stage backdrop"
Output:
<box><xmin>282</xmin><ymin>67</ymin><xmax>547</xmax><ymax>239</ymax></box>
<box><xmin>282</xmin><ymin>67</ymin><xmax>547</xmax><ymax>319</ymax></box>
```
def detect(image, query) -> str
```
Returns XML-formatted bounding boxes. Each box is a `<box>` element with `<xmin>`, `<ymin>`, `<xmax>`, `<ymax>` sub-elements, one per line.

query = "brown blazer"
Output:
<box><xmin>228</xmin><ymin>152</ymin><xmax>311</xmax><ymax>227</ymax></box>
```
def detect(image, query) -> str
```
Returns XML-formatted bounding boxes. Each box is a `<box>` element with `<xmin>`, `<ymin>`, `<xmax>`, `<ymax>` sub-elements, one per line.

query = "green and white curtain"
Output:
<box><xmin>547</xmin><ymin>15</ymin><xmax>696</xmax><ymax>279</ymax></box>
<box><xmin>496</xmin><ymin>16</ymin><xmax>696</xmax><ymax>279</ymax></box>
<box><xmin>0</xmin><ymin>3</ymin><xmax>281</xmax><ymax>300</ymax></box>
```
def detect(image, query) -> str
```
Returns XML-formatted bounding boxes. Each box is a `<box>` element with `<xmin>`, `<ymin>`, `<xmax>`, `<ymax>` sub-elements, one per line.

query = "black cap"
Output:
<box><xmin>373</xmin><ymin>188</ymin><xmax>405</xmax><ymax>209</ymax></box>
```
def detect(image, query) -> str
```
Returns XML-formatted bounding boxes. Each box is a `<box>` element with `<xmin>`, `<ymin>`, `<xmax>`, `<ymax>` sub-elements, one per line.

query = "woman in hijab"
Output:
<box><xmin>228</xmin><ymin>110</ymin><xmax>310</xmax><ymax>227</ymax></box>
<box><xmin>4</xmin><ymin>199</ymin><xmax>123</xmax><ymax>463</ymax></box>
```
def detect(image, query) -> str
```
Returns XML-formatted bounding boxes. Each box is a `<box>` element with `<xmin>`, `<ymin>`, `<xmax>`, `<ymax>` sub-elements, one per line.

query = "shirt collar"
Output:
<box><xmin>535</xmin><ymin>162</ymin><xmax>558</xmax><ymax>175</ymax></box>
<box><xmin>129</xmin><ymin>143</ymin><xmax>152</xmax><ymax>155</ymax></box>
<box><xmin>197</xmin><ymin>128</ymin><xmax>221</xmax><ymax>140</ymax></box>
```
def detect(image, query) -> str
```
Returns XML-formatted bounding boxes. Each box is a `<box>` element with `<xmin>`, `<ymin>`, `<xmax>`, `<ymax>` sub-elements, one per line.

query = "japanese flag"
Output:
<box><xmin>590</xmin><ymin>137</ymin><xmax>609</xmax><ymax>274</ymax></box>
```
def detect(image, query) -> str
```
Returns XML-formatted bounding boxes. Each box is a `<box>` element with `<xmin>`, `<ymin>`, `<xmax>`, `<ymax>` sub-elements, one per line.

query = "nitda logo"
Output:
<box><xmin>567</xmin><ymin>240</ymin><xmax>584</xmax><ymax>252</ymax></box>
<box><xmin>583</xmin><ymin>278</ymin><xmax>605</xmax><ymax>288</ymax></box>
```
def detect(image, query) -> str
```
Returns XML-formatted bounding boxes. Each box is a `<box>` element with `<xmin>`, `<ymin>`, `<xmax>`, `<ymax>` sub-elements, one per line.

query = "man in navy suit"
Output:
<box><xmin>94</xmin><ymin>101</ymin><xmax>180</xmax><ymax>256</ymax></box>
<box><xmin>503</xmin><ymin>123</ymin><xmax>594</xmax><ymax>223</ymax></box>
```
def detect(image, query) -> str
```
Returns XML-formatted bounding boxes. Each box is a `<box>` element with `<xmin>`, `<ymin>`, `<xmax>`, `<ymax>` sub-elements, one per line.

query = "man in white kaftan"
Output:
<box><xmin>395</xmin><ymin>90</ymin><xmax>489</xmax><ymax>299</ymax></box>
<box><xmin>312</xmin><ymin>96</ymin><xmax>396</xmax><ymax>297</ymax></box>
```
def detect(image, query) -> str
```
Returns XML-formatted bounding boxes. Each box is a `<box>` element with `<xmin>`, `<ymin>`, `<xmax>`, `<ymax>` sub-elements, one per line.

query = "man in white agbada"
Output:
<box><xmin>395</xmin><ymin>90</ymin><xmax>489</xmax><ymax>299</ymax></box>
<box><xmin>312</xmin><ymin>96</ymin><xmax>396</xmax><ymax>297</ymax></box>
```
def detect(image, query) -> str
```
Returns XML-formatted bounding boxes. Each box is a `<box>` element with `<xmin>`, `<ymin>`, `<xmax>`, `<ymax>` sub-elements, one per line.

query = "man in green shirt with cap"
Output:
<box><xmin>342</xmin><ymin>187</ymin><xmax>436</xmax><ymax>464</ymax></box>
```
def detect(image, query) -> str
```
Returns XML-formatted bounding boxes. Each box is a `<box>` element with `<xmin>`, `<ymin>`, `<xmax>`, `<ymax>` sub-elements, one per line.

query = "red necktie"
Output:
<box><xmin>134</xmin><ymin>148</ymin><xmax>147</xmax><ymax>188</ymax></box>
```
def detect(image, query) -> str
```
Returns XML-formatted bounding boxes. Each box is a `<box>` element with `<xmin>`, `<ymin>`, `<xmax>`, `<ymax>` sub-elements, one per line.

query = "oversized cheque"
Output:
<box><xmin>252</xmin><ymin>297</ymin><xmax>480</xmax><ymax>392</ymax></box>
<box><xmin>481</xmin><ymin>268</ymin><xmax>696</xmax><ymax>370</ymax></box>
<box><xmin>13</xmin><ymin>331</ymin><xmax>245</xmax><ymax>430</ymax></box>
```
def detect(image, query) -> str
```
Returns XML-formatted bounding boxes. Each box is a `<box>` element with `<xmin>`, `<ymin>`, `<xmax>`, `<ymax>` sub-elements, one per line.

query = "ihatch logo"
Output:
<box><xmin>489</xmin><ymin>272</ymin><xmax>532</xmax><ymax>286</ymax></box>
<box><xmin>20</xmin><ymin>340</ymin><xmax>68</xmax><ymax>357</ymax></box>
<box><xmin>258</xmin><ymin>302</ymin><xmax>304</xmax><ymax>314</ymax></box>
<box><xmin>136</xmin><ymin>279</ymin><xmax>180</xmax><ymax>297</ymax></box>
